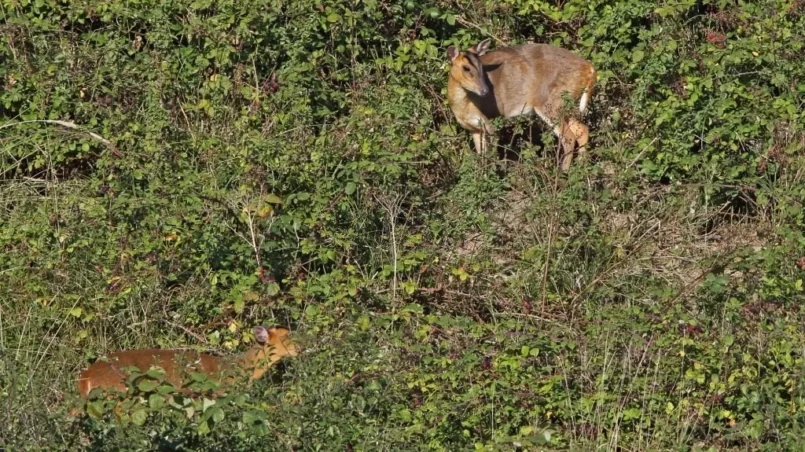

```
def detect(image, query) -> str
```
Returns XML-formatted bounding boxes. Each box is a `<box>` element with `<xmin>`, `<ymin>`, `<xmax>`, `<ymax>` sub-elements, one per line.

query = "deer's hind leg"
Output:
<box><xmin>568</xmin><ymin>118</ymin><xmax>589</xmax><ymax>160</ymax></box>
<box><xmin>535</xmin><ymin>104</ymin><xmax>584</xmax><ymax>172</ymax></box>
<box><xmin>555</xmin><ymin>120</ymin><xmax>580</xmax><ymax>172</ymax></box>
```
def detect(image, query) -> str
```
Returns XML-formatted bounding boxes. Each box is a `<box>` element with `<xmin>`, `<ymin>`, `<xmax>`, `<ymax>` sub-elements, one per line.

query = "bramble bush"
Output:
<box><xmin>1</xmin><ymin>0</ymin><xmax>804</xmax><ymax>449</ymax></box>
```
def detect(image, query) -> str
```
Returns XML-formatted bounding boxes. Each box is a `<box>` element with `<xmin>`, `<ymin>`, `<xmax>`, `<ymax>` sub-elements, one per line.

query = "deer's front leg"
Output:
<box><xmin>472</xmin><ymin>118</ymin><xmax>495</xmax><ymax>154</ymax></box>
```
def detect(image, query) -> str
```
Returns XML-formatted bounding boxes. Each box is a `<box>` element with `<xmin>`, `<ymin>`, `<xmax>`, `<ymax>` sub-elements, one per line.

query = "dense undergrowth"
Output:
<box><xmin>1</xmin><ymin>0</ymin><xmax>804</xmax><ymax>450</ymax></box>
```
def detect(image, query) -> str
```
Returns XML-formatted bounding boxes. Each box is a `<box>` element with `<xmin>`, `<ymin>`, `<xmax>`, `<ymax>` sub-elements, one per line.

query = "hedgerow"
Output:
<box><xmin>1</xmin><ymin>0</ymin><xmax>804</xmax><ymax>449</ymax></box>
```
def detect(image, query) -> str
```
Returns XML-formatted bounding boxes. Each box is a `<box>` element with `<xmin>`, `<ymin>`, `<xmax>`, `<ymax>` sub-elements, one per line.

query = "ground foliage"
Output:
<box><xmin>1</xmin><ymin>0</ymin><xmax>805</xmax><ymax>450</ymax></box>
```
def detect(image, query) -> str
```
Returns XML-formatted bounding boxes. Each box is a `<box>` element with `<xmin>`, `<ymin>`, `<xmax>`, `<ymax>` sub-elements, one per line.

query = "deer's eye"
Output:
<box><xmin>462</xmin><ymin>66</ymin><xmax>471</xmax><ymax>72</ymax></box>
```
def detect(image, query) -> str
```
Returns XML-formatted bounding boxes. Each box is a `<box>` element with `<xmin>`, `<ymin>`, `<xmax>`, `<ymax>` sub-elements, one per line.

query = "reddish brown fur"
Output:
<box><xmin>447</xmin><ymin>39</ymin><xmax>597</xmax><ymax>170</ymax></box>
<box><xmin>77</xmin><ymin>326</ymin><xmax>298</xmax><ymax>399</ymax></box>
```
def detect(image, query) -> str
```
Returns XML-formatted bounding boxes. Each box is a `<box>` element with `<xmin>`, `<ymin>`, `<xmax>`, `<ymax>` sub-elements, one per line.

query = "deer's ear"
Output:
<box><xmin>471</xmin><ymin>38</ymin><xmax>492</xmax><ymax>56</ymax></box>
<box><xmin>253</xmin><ymin>326</ymin><xmax>269</xmax><ymax>344</ymax></box>
<box><xmin>447</xmin><ymin>45</ymin><xmax>459</xmax><ymax>62</ymax></box>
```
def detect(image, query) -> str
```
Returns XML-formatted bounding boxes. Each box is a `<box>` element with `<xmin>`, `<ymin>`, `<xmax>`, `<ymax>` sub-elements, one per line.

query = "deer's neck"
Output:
<box><xmin>234</xmin><ymin>346</ymin><xmax>278</xmax><ymax>382</ymax></box>
<box><xmin>447</xmin><ymin>75</ymin><xmax>468</xmax><ymax>108</ymax></box>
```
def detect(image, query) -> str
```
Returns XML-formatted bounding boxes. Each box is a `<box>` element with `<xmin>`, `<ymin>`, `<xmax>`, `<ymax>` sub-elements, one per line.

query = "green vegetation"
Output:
<box><xmin>2</xmin><ymin>0</ymin><xmax>804</xmax><ymax>449</ymax></box>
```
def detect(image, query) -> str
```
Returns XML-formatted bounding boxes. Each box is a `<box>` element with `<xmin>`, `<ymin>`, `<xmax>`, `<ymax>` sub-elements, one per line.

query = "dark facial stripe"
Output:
<box><xmin>465</xmin><ymin>52</ymin><xmax>482</xmax><ymax>71</ymax></box>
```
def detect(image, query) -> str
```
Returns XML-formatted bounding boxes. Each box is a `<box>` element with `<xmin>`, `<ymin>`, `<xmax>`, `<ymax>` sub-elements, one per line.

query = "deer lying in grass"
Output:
<box><xmin>446</xmin><ymin>38</ymin><xmax>597</xmax><ymax>171</ymax></box>
<box><xmin>77</xmin><ymin>326</ymin><xmax>298</xmax><ymax>399</ymax></box>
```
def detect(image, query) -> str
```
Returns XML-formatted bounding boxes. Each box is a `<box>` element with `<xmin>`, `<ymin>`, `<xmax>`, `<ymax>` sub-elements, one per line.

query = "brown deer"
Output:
<box><xmin>446</xmin><ymin>39</ymin><xmax>597</xmax><ymax>170</ymax></box>
<box><xmin>77</xmin><ymin>326</ymin><xmax>298</xmax><ymax>399</ymax></box>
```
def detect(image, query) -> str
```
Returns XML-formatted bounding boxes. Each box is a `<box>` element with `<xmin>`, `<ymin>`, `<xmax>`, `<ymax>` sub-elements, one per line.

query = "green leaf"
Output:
<box><xmin>190</xmin><ymin>371</ymin><xmax>210</xmax><ymax>383</ymax></box>
<box><xmin>401</xmin><ymin>281</ymin><xmax>416</xmax><ymax>294</ymax></box>
<box><xmin>145</xmin><ymin>368</ymin><xmax>166</xmax><ymax>379</ymax></box>
<box><xmin>148</xmin><ymin>394</ymin><xmax>164</xmax><ymax>410</ymax></box>
<box><xmin>632</xmin><ymin>50</ymin><xmax>645</xmax><ymax>64</ymax></box>
<box><xmin>131</xmin><ymin>409</ymin><xmax>147</xmax><ymax>426</ymax></box>
<box><xmin>212</xmin><ymin>407</ymin><xmax>225</xmax><ymax>423</ymax></box>
<box><xmin>326</xmin><ymin>13</ymin><xmax>340</xmax><ymax>23</ymax></box>
<box><xmin>265</xmin><ymin>282</ymin><xmax>280</xmax><ymax>296</ymax></box>
<box><xmin>623</xmin><ymin>407</ymin><xmax>641</xmax><ymax>421</ymax></box>
<box><xmin>399</xmin><ymin>408</ymin><xmax>412</xmax><ymax>422</ymax></box>
<box><xmin>243</xmin><ymin>411</ymin><xmax>259</xmax><ymax>425</ymax></box>
<box><xmin>87</xmin><ymin>400</ymin><xmax>105</xmax><ymax>418</ymax></box>
<box><xmin>137</xmin><ymin>379</ymin><xmax>160</xmax><ymax>392</ymax></box>
<box><xmin>202</xmin><ymin>397</ymin><xmax>216</xmax><ymax>412</ymax></box>
<box><xmin>265</xmin><ymin>194</ymin><xmax>283</xmax><ymax>204</ymax></box>
<box><xmin>197</xmin><ymin>419</ymin><xmax>210</xmax><ymax>435</ymax></box>
<box><xmin>233</xmin><ymin>297</ymin><xmax>245</xmax><ymax>314</ymax></box>
<box><xmin>345</xmin><ymin>182</ymin><xmax>356</xmax><ymax>195</ymax></box>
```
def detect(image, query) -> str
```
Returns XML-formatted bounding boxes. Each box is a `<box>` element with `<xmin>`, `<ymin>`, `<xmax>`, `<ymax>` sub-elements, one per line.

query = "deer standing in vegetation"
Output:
<box><xmin>77</xmin><ymin>326</ymin><xmax>298</xmax><ymax>399</ymax></box>
<box><xmin>446</xmin><ymin>38</ymin><xmax>597</xmax><ymax>171</ymax></box>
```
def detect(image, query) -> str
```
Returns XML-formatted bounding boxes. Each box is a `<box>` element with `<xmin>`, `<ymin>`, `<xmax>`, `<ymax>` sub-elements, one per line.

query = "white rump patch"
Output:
<box><xmin>579</xmin><ymin>91</ymin><xmax>590</xmax><ymax>114</ymax></box>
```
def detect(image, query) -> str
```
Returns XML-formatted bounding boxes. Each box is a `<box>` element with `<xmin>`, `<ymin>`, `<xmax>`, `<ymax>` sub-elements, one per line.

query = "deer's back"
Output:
<box><xmin>479</xmin><ymin>43</ymin><xmax>594</xmax><ymax>118</ymax></box>
<box><xmin>78</xmin><ymin>349</ymin><xmax>225</xmax><ymax>398</ymax></box>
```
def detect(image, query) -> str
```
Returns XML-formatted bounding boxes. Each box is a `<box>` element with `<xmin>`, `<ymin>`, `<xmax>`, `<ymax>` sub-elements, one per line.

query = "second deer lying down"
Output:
<box><xmin>77</xmin><ymin>326</ymin><xmax>298</xmax><ymax>399</ymax></box>
<box><xmin>447</xmin><ymin>39</ymin><xmax>597</xmax><ymax>171</ymax></box>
